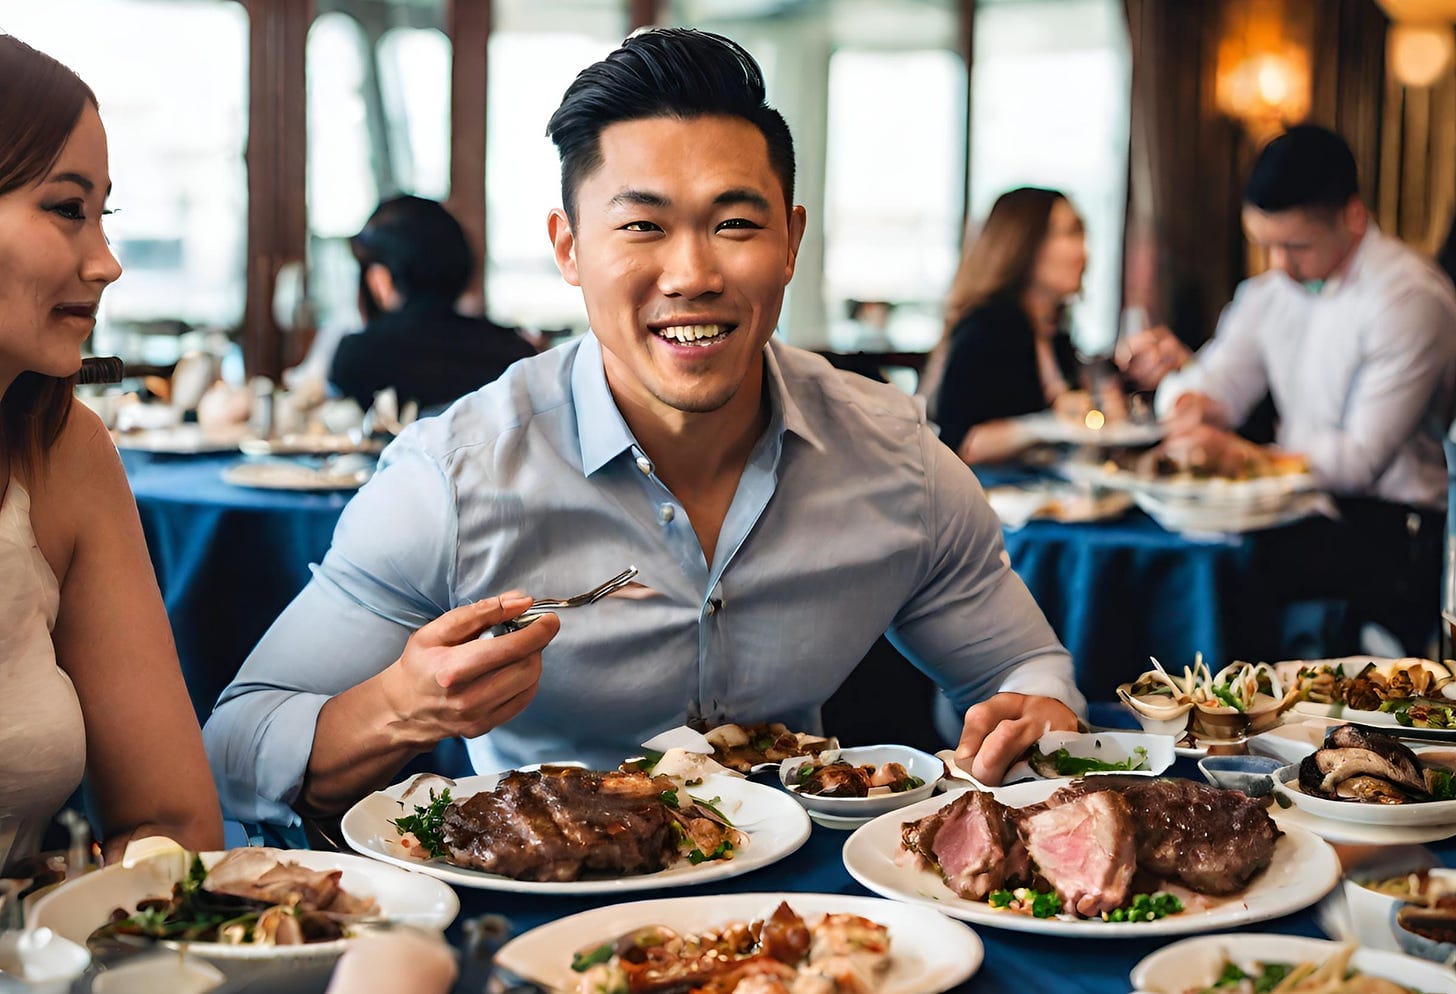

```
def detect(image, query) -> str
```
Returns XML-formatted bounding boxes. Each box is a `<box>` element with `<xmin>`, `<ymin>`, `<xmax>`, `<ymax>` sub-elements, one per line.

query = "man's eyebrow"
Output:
<box><xmin>608</xmin><ymin>189</ymin><xmax>670</xmax><ymax>209</ymax></box>
<box><xmin>714</xmin><ymin>188</ymin><xmax>771</xmax><ymax>211</ymax></box>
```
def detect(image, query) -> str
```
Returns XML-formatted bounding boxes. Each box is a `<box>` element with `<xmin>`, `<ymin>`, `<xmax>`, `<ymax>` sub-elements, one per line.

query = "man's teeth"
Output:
<box><xmin>657</xmin><ymin>324</ymin><xmax>727</xmax><ymax>345</ymax></box>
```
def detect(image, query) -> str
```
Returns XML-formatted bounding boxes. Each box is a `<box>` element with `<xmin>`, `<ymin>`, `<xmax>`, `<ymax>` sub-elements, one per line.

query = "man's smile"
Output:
<box><xmin>650</xmin><ymin>322</ymin><xmax>737</xmax><ymax>347</ymax></box>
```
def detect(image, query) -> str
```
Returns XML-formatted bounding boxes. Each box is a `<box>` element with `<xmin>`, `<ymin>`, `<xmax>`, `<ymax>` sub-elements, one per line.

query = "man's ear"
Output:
<box><xmin>784</xmin><ymin>205</ymin><xmax>808</xmax><ymax>284</ymax></box>
<box><xmin>364</xmin><ymin>263</ymin><xmax>401</xmax><ymax>312</ymax></box>
<box><xmin>548</xmin><ymin>208</ymin><xmax>581</xmax><ymax>287</ymax></box>
<box><xmin>1343</xmin><ymin>196</ymin><xmax>1369</xmax><ymax>239</ymax></box>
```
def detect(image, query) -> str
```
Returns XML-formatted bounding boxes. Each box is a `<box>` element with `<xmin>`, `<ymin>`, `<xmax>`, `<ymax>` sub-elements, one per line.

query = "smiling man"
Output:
<box><xmin>205</xmin><ymin>28</ymin><xmax>1082</xmax><ymax>830</ymax></box>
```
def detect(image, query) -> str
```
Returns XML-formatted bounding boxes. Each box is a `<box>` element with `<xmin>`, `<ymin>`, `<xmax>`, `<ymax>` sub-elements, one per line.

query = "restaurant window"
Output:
<box><xmin>970</xmin><ymin>0</ymin><xmax>1132</xmax><ymax>355</ymax></box>
<box><xmin>377</xmin><ymin>26</ymin><xmax>451</xmax><ymax>202</ymax></box>
<box><xmin>1</xmin><ymin>0</ymin><xmax>249</xmax><ymax>364</ymax></box>
<box><xmin>485</xmin><ymin>8</ymin><xmax>621</xmax><ymax>335</ymax></box>
<box><xmin>824</xmin><ymin>48</ymin><xmax>965</xmax><ymax>354</ymax></box>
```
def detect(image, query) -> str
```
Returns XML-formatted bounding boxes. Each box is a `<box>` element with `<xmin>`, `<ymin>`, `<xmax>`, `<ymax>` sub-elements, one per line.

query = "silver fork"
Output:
<box><xmin>488</xmin><ymin>566</ymin><xmax>639</xmax><ymax>636</ymax></box>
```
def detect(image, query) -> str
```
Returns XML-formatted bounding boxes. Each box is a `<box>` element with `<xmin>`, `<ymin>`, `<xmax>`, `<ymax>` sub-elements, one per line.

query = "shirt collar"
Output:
<box><xmin>571</xmin><ymin>332</ymin><xmax>822</xmax><ymax>477</ymax></box>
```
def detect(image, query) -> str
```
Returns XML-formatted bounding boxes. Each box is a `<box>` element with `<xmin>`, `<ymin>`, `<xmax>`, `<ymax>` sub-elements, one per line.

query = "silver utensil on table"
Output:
<box><xmin>488</xmin><ymin>566</ymin><xmax>639</xmax><ymax>637</ymax></box>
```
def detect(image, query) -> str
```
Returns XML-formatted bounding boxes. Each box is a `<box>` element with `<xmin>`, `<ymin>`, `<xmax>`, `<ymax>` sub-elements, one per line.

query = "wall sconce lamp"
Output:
<box><xmin>1389</xmin><ymin>22</ymin><xmax>1456</xmax><ymax>87</ymax></box>
<box><xmin>1216</xmin><ymin>47</ymin><xmax>1311</xmax><ymax>141</ymax></box>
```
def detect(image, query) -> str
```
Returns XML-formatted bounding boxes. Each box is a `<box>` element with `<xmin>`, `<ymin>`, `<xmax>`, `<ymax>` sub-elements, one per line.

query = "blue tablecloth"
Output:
<box><xmin>120</xmin><ymin>449</ymin><xmax>349</xmax><ymax>719</ymax></box>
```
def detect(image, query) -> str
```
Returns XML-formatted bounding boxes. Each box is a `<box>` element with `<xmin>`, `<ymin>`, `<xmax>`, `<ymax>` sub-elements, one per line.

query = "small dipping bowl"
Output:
<box><xmin>1392</xmin><ymin>902</ymin><xmax>1456</xmax><ymax>966</ymax></box>
<box><xmin>1196</xmin><ymin>754</ymin><xmax>1283</xmax><ymax>797</ymax></box>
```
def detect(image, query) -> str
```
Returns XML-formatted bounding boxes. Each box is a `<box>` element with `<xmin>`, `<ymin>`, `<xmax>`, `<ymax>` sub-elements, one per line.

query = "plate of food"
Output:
<box><xmin>221</xmin><ymin>457</ymin><xmax>374</xmax><ymax>492</ymax></box>
<box><xmin>1016</xmin><ymin>410</ymin><xmax>1166</xmax><ymax>448</ymax></box>
<box><xmin>1271</xmin><ymin>725</ymin><xmax>1456</xmax><ymax>830</ymax></box>
<box><xmin>842</xmin><ymin>775</ymin><xmax>1339</xmax><ymax>937</ymax></box>
<box><xmin>113</xmin><ymin>424</ymin><xmax>248</xmax><ymax>454</ymax></box>
<box><xmin>777</xmin><ymin>744</ymin><xmax>940</xmax><ymax>818</ymax></box>
<box><xmin>493</xmin><ymin>892</ymin><xmax>983</xmax><ymax>994</ymax></box>
<box><xmin>238</xmin><ymin>433</ymin><xmax>383</xmax><ymax>457</ymax></box>
<box><xmin>340</xmin><ymin>766</ymin><xmax>811</xmax><ymax>894</ymax></box>
<box><xmin>28</xmin><ymin>845</ymin><xmax>458</xmax><ymax>964</ymax></box>
<box><xmin>1130</xmin><ymin>933</ymin><xmax>1456</xmax><ymax>994</ymax></box>
<box><xmin>641</xmin><ymin>722</ymin><xmax>839</xmax><ymax>774</ymax></box>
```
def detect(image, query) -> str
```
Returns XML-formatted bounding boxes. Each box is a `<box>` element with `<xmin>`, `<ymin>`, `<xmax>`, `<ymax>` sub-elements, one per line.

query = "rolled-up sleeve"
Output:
<box><xmin>1156</xmin><ymin>284</ymin><xmax>1271</xmax><ymax>427</ymax></box>
<box><xmin>203</xmin><ymin>439</ymin><xmax>457</xmax><ymax>825</ymax></box>
<box><xmin>889</xmin><ymin>427</ymin><xmax>1085</xmax><ymax>718</ymax></box>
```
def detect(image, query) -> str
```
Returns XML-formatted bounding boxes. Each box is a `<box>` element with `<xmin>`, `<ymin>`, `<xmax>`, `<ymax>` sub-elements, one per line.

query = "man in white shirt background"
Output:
<box><xmin>1120</xmin><ymin>124</ymin><xmax>1456</xmax><ymax>656</ymax></box>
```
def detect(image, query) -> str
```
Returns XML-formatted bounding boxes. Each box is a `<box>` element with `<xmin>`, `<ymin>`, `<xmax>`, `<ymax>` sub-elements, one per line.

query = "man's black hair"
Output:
<box><xmin>1243</xmin><ymin>124</ymin><xmax>1359</xmax><ymax>214</ymax></box>
<box><xmin>351</xmin><ymin>195</ymin><xmax>473</xmax><ymax>317</ymax></box>
<box><xmin>546</xmin><ymin>27</ymin><xmax>795</xmax><ymax>222</ymax></box>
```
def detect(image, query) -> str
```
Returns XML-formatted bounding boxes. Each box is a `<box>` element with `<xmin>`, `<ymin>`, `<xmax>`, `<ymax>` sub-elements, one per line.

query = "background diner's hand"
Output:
<box><xmin>1115</xmin><ymin>325</ymin><xmax>1189</xmax><ymax>392</ymax></box>
<box><xmin>379</xmin><ymin>593</ymin><xmax>559</xmax><ymax>743</ymax></box>
<box><xmin>956</xmin><ymin>693</ymin><xmax>1080</xmax><ymax>785</ymax></box>
<box><xmin>1163</xmin><ymin>390</ymin><xmax>1229</xmax><ymax>435</ymax></box>
<box><xmin>1161</xmin><ymin>424</ymin><xmax>1269</xmax><ymax>479</ymax></box>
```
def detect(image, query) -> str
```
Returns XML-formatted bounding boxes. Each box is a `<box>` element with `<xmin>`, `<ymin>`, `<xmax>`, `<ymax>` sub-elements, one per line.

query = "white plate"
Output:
<box><xmin>341</xmin><ymin>771</ymin><xmax>811</xmax><ymax>894</ymax></box>
<box><xmin>114</xmin><ymin>424</ymin><xmax>246</xmax><ymax>454</ymax></box>
<box><xmin>842</xmin><ymin>780</ymin><xmax>1340</xmax><ymax>936</ymax></box>
<box><xmin>1292</xmin><ymin>701</ymin><xmax>1456</xmax><ymax>739</ymax></box>
<box><xmin>494</xmin><ymin>892</ymin><xmax>983</xmax><ymax>994</ymax></box>
<box><xmin>778</xmin><ymin>745</ymin><xmax>941</xmax><ymax>817</ymax></box>
<box><xmin>1018</xmin><ymin>412</ymin><xmax>1166</xmax><ymax>448</ymax></box>
<box><xmin>1002</xmin><ymin>730</ymin><xmax>1176</xmax><ymax>782</ymax></box>
<box><xmin>29</xmin><ymin>848</ymin><xmax>459</xmax><ymax>963</ymax></box>
<box><xmin>1271</xmin><ymin>797</ymin><xmax>1456</xmax><ymax>846</ymax></box>
<box><xmin>1131</xmin><ymin>933</ymin><xmax>1456</xmax><ymax>994</ymax></box>
<box><xmin>1058</xmin><ymin>459</ymin><xmax>1316</xmax><ymax>501</ymax></box>
<box><xmin>1273</xmin><ymin>765</ymin><xmax>1456</xmax><ymax>828</ymax></box>
<box><xmin>222</xmin><ymin>460</ymin><xmax>372</xmax><ymax>492</ymax></box>
<box><xmin>1133</xmin><ymin>490</ymin><xmax>1327</xmax><ymax>535</ymax></box>
<box><xmin>238</xmin><ymin>434</ymin><xmax>383</xmax><ymax>457</ymax></box>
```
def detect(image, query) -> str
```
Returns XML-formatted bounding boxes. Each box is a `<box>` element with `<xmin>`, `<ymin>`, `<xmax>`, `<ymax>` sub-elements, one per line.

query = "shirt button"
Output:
<box><xmin>635</xmin><ymin>455</ymin><xmax>653</xmax><ymax>475</ymax></box>
<box><xmin>657</xmin><ymin>503</ymin><xmax>676</xmax><ymax>523</ymax></box>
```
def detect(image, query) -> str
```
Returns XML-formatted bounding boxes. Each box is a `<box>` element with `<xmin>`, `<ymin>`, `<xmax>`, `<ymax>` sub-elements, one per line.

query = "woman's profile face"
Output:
<box><xmin>0</xmin><ymin>102</ymin><xmax>122</xmax><ymax>384</ymax></box>
<box><xmin>1031</xmin><ymin>198</ymin><xmax>1086</xmax><ymax>300</ymax></box>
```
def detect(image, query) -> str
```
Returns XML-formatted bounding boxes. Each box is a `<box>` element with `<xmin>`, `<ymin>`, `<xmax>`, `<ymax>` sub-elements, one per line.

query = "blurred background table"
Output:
<box><xmin>120</xmin><ymin>448</ymin><xmax>350</xmax><ymax>720</ymax></box>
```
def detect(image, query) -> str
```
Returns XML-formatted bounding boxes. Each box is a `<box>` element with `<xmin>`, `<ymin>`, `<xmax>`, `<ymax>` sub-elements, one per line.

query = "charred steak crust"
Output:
<box><xmin>439</xmin><ymin>768</ymin><xmax>677</xmax><ymax>881</ymax></box>
<box><xmin>1050</xmin><ymin>776</ymin><xmax>1281</xmax><ymax>895</ymax></box>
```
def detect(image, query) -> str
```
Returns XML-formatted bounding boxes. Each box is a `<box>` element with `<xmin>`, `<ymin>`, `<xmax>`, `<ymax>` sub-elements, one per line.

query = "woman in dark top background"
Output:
<box><xmin>930</xmin><ymin>186</ymin><xmax>1111</xmax><ymax>463</ymax></box>
<box><xmin>329</xmin><ymin>195</ymin><xmax>537</xmax><ymax>414</ymax></box>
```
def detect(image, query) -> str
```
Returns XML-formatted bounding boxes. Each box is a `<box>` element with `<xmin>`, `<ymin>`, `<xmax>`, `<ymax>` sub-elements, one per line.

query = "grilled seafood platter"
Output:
<box><xmin>1282</xmin><ymin>658</ymin><xmax>1456</xmax><ymax>728</ymax></box>
<box><xmin>898</xmin><ymin>776</ymin><xmax>1281</xmax><ymax>922</ymax></box>
<box><xmin>390</xmin><ymin>766</ymin><xmax>746</xmax><ymax>882</ymax></box>
<box><xmin>569</xmin><ymin>901</ymin><xmax>891</xmax><ymax>994</ymax></box>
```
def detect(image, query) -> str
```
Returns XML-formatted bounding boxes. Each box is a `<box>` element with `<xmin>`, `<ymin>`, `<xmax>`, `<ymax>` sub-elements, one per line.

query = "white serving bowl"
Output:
<box><xmin>28</xmin><ymin>848</ymin><xmax>458</xmax><ymax>985</ymax></box>
<box><xmin>778</xmin><ymin>745</ymin><xmax>941</xmax><ymax>817</ymax></box>
<box><xmin>1319</xmin><ymin>846</ymin><xmax>1442</xmax><ymax>953</ymax></box>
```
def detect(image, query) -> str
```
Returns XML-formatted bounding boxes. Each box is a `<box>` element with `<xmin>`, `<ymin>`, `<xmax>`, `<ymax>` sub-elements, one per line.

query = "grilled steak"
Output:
<box><xmin>1051</xmin><ymin>776</ymin><xmax>1280</xmax><ymax>895</ymax></box>
<box><xmin>439</xmin><ymin>767</ymin><xmax>676</xmax><ymax>881</ymax></box>
<box><xmin>900</xmin><ymin>790</ymin><xmax>1030</xmax><ymax>900</ymax></box>
<box><xmin>1017</xmin><ymin>790</ymin><xmax>1136</xmax><ymax>916</ymax></box>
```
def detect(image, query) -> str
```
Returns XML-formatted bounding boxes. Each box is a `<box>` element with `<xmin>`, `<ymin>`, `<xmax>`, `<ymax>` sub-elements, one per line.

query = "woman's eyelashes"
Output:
<box><xmin>45</xmin><ymin>199</ymin><xmax>116</xmax><ymax>222</ymax></box>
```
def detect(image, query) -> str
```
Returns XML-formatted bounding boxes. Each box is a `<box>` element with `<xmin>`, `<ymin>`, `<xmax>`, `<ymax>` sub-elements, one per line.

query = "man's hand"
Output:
<box><xmin>1162</xmin><ymin>423</ymin><xmax>1270</xmax><ymax>478</ymax></box>
<box><xmin>377</xmin><ymin>593</ymin><xmax>560</xmax><ymax>747</ymax></box>
<box><xmin>1115</xmin><ymin>325</ymin><xmax>1189</xmax><ymax>392</ymax></box>
<box><xmin>956</xmin><ymin>693</ymin><xmax>1080</xmax><ymax>785</ymax></box>
<box><xmin>1164</xmin><ymin>390</ymin><xmax>1229</xmax><ymax>435</ymax></box>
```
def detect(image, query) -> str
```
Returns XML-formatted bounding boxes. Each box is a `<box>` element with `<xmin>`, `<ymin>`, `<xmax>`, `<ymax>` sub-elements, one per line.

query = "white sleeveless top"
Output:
<box><xmin>0</xmin><ymin>478</ymin><xmax>86</xmax><ymax>873</ymax></box>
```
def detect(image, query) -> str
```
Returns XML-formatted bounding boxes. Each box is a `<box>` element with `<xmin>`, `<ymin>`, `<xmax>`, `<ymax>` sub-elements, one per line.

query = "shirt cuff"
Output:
<box><xmin>994</xmin><ymin>655</ymin><xmax>1088</xmax><ymax>720</ymax></box>
<box><xmin>210</xmin><ymin>690</ymin><xmax>331</xmax><ymax>827</ymax></box>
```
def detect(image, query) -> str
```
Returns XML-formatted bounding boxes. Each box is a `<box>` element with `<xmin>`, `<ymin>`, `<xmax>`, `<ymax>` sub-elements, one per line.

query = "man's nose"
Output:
<box><xmin>657</xmin><ymin>234</ymin><xmax>724</xmax><ymax>298</ymax></box>
<box><xmin>1266</xmin><ymin>246</ymin><xmax>1289</xmax><ymax>275</ymax></box>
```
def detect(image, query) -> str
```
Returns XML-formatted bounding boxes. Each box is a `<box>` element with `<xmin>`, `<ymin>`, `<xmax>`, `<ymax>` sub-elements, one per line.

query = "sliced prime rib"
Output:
<box><xmin>899</xmin><ymin>790</ymin><xmax>1030</xmax><ymax>900</ymax></box>
<box><xmin>1017</xmin><ymin>790</ymin><xmax>1136</xmax><ymax>916</ymax></box>
<box><xmin>1050</xmin><ymin>776</ymin><xmax>1281</xmax><ymax>895</ymax></box>
<box><xmin>439</xmin><ymin>767</ymin><xmax>676</xmax><ymax>881</ymax></box>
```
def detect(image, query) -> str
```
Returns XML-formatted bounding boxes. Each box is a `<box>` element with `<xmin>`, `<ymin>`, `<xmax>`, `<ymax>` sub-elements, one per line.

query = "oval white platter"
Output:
<box><xmin>495</xmin><ymin>892</ymin><xmax>983</xmax><ymax>994</ymax></box>
<box><xmin>842</xmin><ymin>779</ymin><xmax>1340</xmax><ymax>937</ymax></box>
<box><xmin>341</xmin><ymin>771</ymin><xmax>811</xmax><ymax>894</ymax></box>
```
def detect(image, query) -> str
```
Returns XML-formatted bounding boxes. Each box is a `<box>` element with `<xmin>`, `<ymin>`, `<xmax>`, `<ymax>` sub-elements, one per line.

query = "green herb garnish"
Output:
<box><xmin>1212</xmin><ymin>684</ymin><xmax>1246</xmax><ymax>712</ymax></box>
<box><xmin>659</xmin><ymin>788</ymin><xmax>679</xmax><ymax>809</ymax></box>
<box><xmin>1030</xmin><ymin>745</ymin><xmax>1150</xmax><ymax>776</ymax></box>
<box><xmin>689</xmin><ymin>794</ymin><xmax>733</xmax><ymax>825</ymax></box>
<box><xmin>571</xmin><ymin>942</ymin><xmax>614</xmax><ymax>972</ymax></box>
<box><xmin>686</xmin><ymin>839</ymin><xmax>733</xmax><ymax>864</ymax></box>
<box><xmin>892</xmin><ymin>775</ymin><xmax>927</xmax><ymax>793</ymax></box>
<box><xmin>1100</xmin><ymin>892</ymin><xmax>1184</xmax><ymax>922</ymax></box>
<box><xmin>390</xmin><ymin>787</ymin><xmax>453</xmax><ymax>860</ymax></box>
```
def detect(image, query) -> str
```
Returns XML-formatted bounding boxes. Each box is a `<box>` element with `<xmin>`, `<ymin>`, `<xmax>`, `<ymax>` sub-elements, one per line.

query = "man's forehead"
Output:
<box><xmin>585</xmin><ymin>115</ymin><xmax>782</xmax><ymax>200</ymax></box>
<box><xmin>1243</xmin><ymin>205</ymin><xmax>1336</xmax><ymax>242</ymax></box>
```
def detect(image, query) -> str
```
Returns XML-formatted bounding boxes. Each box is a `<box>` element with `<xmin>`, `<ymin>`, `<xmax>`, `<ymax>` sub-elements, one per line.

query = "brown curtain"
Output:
<box><xmin>1123</xmin><ymin>0</ymin><xmax>1247</xmax><ymax>349</ymax></box>
<box><xmin>1377</xmin><ymin>29</ymin><xmax>1456</xmax><ymax>253</ymax></box>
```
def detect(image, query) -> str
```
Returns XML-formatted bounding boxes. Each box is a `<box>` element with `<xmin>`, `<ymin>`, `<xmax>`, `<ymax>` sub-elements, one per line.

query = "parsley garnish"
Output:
<box><xmin>390</xmin><ymin>787</ymin><xmax>453</xmax><ymax>860</ymax></box>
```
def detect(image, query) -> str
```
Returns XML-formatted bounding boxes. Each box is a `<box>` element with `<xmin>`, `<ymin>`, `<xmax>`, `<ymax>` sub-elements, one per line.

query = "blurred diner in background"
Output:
<box><xmin>6</xmin><ymin>1</ymin><xmax>1456</xmax><ymax>992</ymax></box>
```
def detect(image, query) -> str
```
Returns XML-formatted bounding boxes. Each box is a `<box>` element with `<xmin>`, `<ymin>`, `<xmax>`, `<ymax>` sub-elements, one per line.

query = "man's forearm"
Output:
<box><xmin>297</xmin><ymin>676</ymin><xmax>431</xmax><ymax>817</ymax></box>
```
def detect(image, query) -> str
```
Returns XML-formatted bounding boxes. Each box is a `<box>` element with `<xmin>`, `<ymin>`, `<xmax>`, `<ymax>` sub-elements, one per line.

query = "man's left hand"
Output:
<box><xmin>956</xmin><ymin>693</ymin><xmax>1080</xmax><ymax>785</ymax></box>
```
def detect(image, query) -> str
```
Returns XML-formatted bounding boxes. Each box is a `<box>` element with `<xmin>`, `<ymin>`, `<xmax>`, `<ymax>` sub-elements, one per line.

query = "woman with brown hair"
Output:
<box><xmin>0</xmin><ymin>34</ymin><xmax>221</xmax><ymax>871</ymax></box>
<box><xmin>930</xmin><ymin>186</ymin><xmax>1110</xmax><ymax>464</ymax></box>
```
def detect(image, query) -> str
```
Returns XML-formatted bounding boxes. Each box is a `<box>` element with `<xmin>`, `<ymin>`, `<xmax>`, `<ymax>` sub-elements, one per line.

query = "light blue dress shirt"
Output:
<box><xmin>205</xmin><ymin>334</ymin><xmax>1081</xmax><ymax>825</ymax></box>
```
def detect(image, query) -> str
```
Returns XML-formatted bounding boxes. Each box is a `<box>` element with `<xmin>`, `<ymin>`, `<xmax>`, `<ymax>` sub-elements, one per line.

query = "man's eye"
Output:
<box><xmin>717</xmin><ymin>218</ymin><xmax>762</xmax><ymax>232</ymax></box>
<box><xmin>621</xmin><ymin>220</ymin><xmax>661</xmax><ymax>233</ymax></box>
